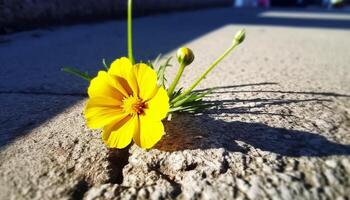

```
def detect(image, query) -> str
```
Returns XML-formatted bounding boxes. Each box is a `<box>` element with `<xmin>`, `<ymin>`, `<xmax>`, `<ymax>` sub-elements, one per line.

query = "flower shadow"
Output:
<box><xmin>155</xmin><ymin>113</ymin><xmax>350</xmax><ymax>157</ymax></box>
<box><xmin>155</xmin><ymin>83</ymin><xmax>350</xmax><ymax>157</ymax></box>
<box><xmin>156</xmin><ymin>113</ymin><xmax>245</xmax><ymax>153</ymax></box>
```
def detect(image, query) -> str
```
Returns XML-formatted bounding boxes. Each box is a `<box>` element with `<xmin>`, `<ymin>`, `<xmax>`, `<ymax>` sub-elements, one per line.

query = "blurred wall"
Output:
<box><xmin>0</xmin><ymin>0</ymin><xmax>232</xmax><ymax>34</ymax></box>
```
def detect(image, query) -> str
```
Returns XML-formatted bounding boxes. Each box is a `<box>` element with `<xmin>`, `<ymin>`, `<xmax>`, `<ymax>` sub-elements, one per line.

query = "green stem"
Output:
<box><xmin>172</xmin><ymin>41</ymin><xmax>239</xmax><ymax>103</ymax></box>
<box><xmin>127</xmin><ymin>0</ymin><xmax>134</xmax><ymax>64</ymax></box>
<box><xmin>168</xmin><ymin>63</ymin><xmax>186</xmax><ymax>96</ymax></box>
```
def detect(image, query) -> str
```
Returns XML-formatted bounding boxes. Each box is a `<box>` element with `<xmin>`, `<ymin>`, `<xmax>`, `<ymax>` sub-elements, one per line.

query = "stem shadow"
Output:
<box><xmin>156</xmin><ymin>113</ymin><xmax>350</xmax><ymax>157</ymax></box>
<box><xmin>155</xmin><ymin>83</ymin><xmax>350</xmax><ymax>157</ymax></box>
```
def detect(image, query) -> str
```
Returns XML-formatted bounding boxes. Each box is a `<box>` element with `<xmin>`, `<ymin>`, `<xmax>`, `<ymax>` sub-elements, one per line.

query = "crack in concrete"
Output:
<box><xmin>107</xmin><ymin>147</ymin><xmax>131</xmax><ymax>184</ymax></box>
<box><xmin>149</xmin><ymin>167</ymin><xmax>182</xmax><ymax>199</ymax></box>
<box><xmin>70</xmin><ymin>178</ymin><xmax>90</xmax><ymax>200</ymax></box>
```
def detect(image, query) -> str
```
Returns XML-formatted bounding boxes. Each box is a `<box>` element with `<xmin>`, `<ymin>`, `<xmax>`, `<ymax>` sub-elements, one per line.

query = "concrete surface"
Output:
<box><xmin>0</xmin><ymin>7</ymin><xmax>350</xmax><ymax>200</ymax></box>
<box><xmin>0</xmin><ymin>0</ymin><xmax>231</xmax><ymax>34</ymax></box>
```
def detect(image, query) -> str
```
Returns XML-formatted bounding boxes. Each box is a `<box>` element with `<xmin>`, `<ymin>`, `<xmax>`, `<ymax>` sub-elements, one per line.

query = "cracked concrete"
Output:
<box><xmin>1</xmin><ymin>7</ymin><xmax>350</xmax><ymax>200</ymax></box>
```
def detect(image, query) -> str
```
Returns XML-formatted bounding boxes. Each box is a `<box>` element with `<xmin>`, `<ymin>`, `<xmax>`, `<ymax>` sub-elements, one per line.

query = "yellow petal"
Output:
<box><xmin>88</xmin><ymin>71</ymin><xmax>127</xmax><ymax>99</ymax></box>
<box><xmin>102</xmin><ymin>115</ymin><xmax>138</xmax><ymax>149</ymax></box>
<box><xmin>134</xmin><ymin>115</ymin><xmax>164</xmax><ymax>149</ymax></box>
<box><xmin>84</xmin><ymin>97</ymin><xmax>126</xmax><ymax>129</ymax></box>
<box><xmin>134</xmin><ymin>63</ymin><xmax>158</xmax><ymax>101</ymax></box>
<box><xmin>108</xmin><ymin>57</ymin><xmax>138</xmax><ymax>96</ymax></box>
<box><xmin>145</xmin><ymin>87</ymin><xmax>169</xmax><ymax>120</ymax></box>
<box><xmin>85</xmin><ymin>96</ymin><xmax>122</xmax><ymax>117</ymax></box>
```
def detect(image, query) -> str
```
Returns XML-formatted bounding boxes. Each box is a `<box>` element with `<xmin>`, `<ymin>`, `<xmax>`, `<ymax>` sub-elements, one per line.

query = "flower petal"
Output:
<box><xmin>84</xmin><ymin>97</ymin><xmax>126</xmax><ymax>129</ymax></box>
<box><xmin>102</xmin><ymin>115</ymin><xmax>138</xmax><ymax>149</ymax></box>
<box><xmin>134</xmin><ymin>63</ymin><xmax>158</xmax><ymax>101</ymax></box>
<box><xmin>108</xmin><ymin>57</ymin><xmax>138</xmax><ymax>96</ymax></box>
<box><xmin>145</xmin><ymin>87</ymin><xmax>169</xmax><ymax>120</ymax></box>
<box><xmin>134</xmin><ymin>115</ymin><xmax>164</xmax><ymax>149</ymax></box>
<box><xmin>88</xmin><ymin>71</ymin><xmax>127</xmax><ymax>99</ymax></box>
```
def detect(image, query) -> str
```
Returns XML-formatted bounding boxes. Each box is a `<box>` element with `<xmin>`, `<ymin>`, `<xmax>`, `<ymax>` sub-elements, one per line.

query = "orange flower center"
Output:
<box><xmin>122</xmin><ymin>96</ymin><xmax>146</xmax><ymax>115</ymax></box>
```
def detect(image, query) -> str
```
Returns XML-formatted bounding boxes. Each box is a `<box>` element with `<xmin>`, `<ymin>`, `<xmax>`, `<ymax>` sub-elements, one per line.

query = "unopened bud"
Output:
<box><xmin>176</xmin><ymin>47</ymin><xmax>194</xmax><ymax>66</ymax></box>
<box><xmin>234</xmin><ymin>29</ymin><xmax>245</xmax><ymax>44</ymax></box>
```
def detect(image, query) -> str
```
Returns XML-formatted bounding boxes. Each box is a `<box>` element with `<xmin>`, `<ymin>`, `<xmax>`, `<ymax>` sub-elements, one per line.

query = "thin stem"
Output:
<box><xmin>127</xmin><ymin>0</ymin><xmax>134</xmax><ymax>64</ymax></box>
<box><xmin>168</xmin><ymin>63</ymin><xmax>186</xmax><ymax>96</ymax></box>
<box><xmin>172</xmin><ymin>42</ymin><xmax>239</xmax><ymax>103</ymax></box>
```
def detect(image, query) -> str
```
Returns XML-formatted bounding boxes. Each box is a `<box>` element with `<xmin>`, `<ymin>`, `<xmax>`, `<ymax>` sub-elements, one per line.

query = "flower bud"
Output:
<box><xmin>176</xmin><ymin>47</ymin><xmax>194</xmax><ymax>66</ymax></box>
<box><xmin>234</xmin><ymin>29</ymin><xmax>245</xmax><ymax>44</ymax></box>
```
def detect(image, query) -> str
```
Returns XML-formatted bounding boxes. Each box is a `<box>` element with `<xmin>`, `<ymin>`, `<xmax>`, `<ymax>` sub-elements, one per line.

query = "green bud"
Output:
<box><xmin>234</xmin><ymin>29</ymin><xmax>245</xmax><ymax>44</ymax></box>
<box><xmin>176</xmin><ymin>47</ymin><xmax>194</xmax><ymax>66</ymax></box>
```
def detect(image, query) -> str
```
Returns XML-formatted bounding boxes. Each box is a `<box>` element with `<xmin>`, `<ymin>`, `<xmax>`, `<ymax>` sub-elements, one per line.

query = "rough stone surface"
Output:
<box><xmin>1</xmin><ymin>8</ymin><xmax>350</xmax><ymax>200</ymax></box>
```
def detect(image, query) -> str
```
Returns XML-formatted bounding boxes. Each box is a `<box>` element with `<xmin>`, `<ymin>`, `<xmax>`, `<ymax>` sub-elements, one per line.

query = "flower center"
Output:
<box><xmin>122</xmin><ymin>96</ymin><xmax>146</xmax><ymax>115</ymax></box>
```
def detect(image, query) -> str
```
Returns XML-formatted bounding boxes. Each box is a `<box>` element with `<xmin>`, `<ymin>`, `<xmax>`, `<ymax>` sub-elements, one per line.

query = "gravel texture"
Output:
<box><xmin>0</xmin><ymin>8</ymin><xmax>350</xmax><ymax>200</ymax></box>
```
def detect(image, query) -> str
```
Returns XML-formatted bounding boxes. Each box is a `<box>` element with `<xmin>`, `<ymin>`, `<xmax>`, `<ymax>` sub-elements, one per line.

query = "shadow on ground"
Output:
<box><xmin>156</xmin><ymin>83</ymin><xmax>350</xmax><ymax>157</ymax></box>
<box><xmin>156</xmin><ymin>114</ymin><xmax>350</xmax><ymax>157</ymax></box>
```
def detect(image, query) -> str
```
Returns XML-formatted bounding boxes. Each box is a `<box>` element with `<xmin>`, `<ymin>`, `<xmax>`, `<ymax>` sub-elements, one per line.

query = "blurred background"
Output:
<box><xmin>1</xmin><ymin>0</ymin><xmax>349</xmax><ymax>34</ymax></box>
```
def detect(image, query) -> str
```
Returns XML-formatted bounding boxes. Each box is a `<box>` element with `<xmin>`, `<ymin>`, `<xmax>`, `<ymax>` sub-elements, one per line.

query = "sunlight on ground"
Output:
<box><xmin>259</xmin><ymin>10</ymin><xmax>350</xmax><ymax>20</ymax></box>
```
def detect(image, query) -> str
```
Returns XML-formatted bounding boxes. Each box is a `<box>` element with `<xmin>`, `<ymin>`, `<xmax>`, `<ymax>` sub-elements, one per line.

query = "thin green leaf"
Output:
<box><xmin>147</xmin><ymin>54</ymin><xmax>162</xmax><ymax>69</ymax></box>
<box><xmin>151</xmin><ymin>54</ymin><xmax>162</xmax><ymax>68</ymax></box>
<box><xmin>170</xmin><ymin>98</ymin><xmax>218</xmax><ymax>113</ymax></box>
<box><xmin>170</xmin><ymin>89</ymin><xmax>213</xmax><ymax>105</ymax></box>
<box><xmin>172</xmin><ymin>93</ymin><xmax>193</xmax><ymax>107</ymax></box>
<box><xmin>157</xmin><ymin>57</ymin><xmax>172</xmax><ymax>88</ymax></box>
<box><xmin>169</xmin><ymin>103</ymin><xmax>214</xmax><ymax>113</ymax></box>
<box><xmin>102</xmin><ymin>58</ymin><xmax>109</xmax><ymax>70</ymax></box>
<box><xmin>147</xmin><ymin>60</ymin><xmax>154</xmax><ymax>69</ymax></box>
<box><xmin>62</xmin><ymin>67</ymin><xmax>92</xmax><ymax>81</ymax></box>
<box><xmin>170</xmin><ymin>88</ymin><xmax>183</xmax><ymax>101</ymax></box>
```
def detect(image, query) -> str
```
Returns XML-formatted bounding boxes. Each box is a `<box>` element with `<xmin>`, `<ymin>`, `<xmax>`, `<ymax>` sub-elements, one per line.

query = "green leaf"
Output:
<box><xmin>171</xmin><ymin>89</ymin><xmax>213</xmax><ymax>105</ymax></box>
<box><xmin>149</xmin><ymin>54</ymin><xmax>162</xmax><ymax>69</ymax></box>
<box><xmin>169</xmin><ymin>101</ymin><xmax>217</xmax><ymax>113</ymax></box>
<box><xmin>172</xmin><ymin>93</ymin><xmax>193</xmax><ymax>107</ymax></box>
<box><xmin>157</xmin><ymin>56</ymin><xmax>172</xmax><ymax>88</ymax></box>
<box><xmin>62</xmin><ymin>67</ymin><xmax>92</xmax><ymax>81</ymax></box>
<box><xmin>189</xmin><ymin>89</ymin><xmax>213</xmax><ymax>101</ymax></box>
<box><xmin>170</xmin><ymin>88</ymin><xmax>183</xmax><ymax>101</ymax></box>
<box><xmin>169</xmin><ymin>88</ymin><xmax>216</xmax><ymax>114</ymax></box>
<box><xmin>147</xmin><ymin>60</ymin><xmax>154</xmax><ymax>69</ymax></box>
<box><xmin>102</xmin><ymin>58</ymin><xmax>109</xmax><ymax>70</ymax></box>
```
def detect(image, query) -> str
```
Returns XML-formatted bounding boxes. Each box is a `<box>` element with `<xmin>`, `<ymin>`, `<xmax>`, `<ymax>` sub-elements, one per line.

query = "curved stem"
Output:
<box><xmin>168</xmin><ymin>63</ymin><xmax>186</xmax><ymax>96</ymax></box>
<box><xmin>128</xmin><ymin>0</ymin><xmax>134</xmax><ymax>64</ymax></box>
<box><xmin>172</xmin><ymin>42</ymin><xmax>239</xmax><ymax>103</ymax></box>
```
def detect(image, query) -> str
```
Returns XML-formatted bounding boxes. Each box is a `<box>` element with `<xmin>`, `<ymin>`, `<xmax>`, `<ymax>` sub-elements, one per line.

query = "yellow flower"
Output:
<box><xmin>84</xmin><ymin>57</ymin><xmax>169</xmax><ymax>149</ymax></box>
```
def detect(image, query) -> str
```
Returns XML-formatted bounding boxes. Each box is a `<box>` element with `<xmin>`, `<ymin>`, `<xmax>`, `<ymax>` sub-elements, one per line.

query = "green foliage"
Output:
<box><xmin>61</xmin><ymin>67</ymin><xmax>92</xmax><ymax>81</ymax></box>
<box><xmin>169</xmin><ymin>89</ymin><xmax>216</xmax><ymax>113</ymax></box>
<box><xmin>102</xmin><ymin>58</ymin><xmax>109</xmax><ymax>70</ymax></box>
<box><xmin>155</xmin><ymin>56</ymin><xmax>172</xmax><ymax>88</ymax></box>
<box><xmin>151</xmin><ymin>55</ymin><xmax>216</xmax><ymax>114</ymax></box>
<box><xmin>62</xmin><ymin>59</ymin><xmax>111</xmax><ymax>81</ymax></box>
<box><xmin>147</xmin><ymin>54</ymin><xmax>161</xmax><ymax>69</ymax></box>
